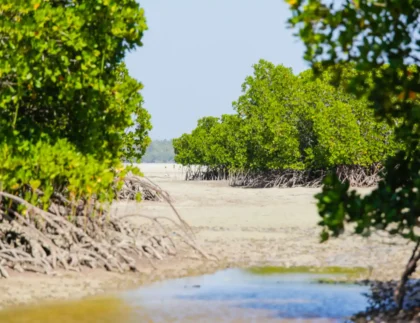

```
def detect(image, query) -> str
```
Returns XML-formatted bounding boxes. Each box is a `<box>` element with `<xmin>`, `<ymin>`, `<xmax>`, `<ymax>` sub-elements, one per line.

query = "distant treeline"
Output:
<box><xmin>173</xmin><ymin>60</ymin><xmax>403</xmax><ymax>187</ymax></box>
<box><xmin>141</xmin><ymin>139</ymin><xmax>175</xmax><ymax>163</ymax></box>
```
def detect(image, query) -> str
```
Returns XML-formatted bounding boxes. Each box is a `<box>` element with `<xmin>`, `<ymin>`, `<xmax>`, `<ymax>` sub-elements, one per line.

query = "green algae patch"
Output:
<box><xmin>246</xmin><ymin>266</ymin><xmax>369</xmax><ymax>277</ymax></box>
<box><xmin>0</xmin><ymin>297</ymin><xmax>146</xmax><ymax>323</ymax></box>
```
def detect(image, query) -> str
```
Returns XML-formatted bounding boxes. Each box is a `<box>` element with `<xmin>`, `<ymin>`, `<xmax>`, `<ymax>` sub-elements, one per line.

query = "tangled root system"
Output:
<box><xmin>0</xmin><ymin>175</ymin><xmax>212</xmax><ymax>278</ymax></box>
<box><xmin>183</xmin><ymin>165</ymin><xmax>382</xmax><ymax>188</ymax></box>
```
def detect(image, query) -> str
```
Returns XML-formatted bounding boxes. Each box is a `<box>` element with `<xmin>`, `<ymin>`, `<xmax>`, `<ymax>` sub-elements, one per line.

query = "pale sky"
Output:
<box><xmin>125</xmin><ymin>1</ymin><xmax>308</xmax><ymax>140</ymax></box>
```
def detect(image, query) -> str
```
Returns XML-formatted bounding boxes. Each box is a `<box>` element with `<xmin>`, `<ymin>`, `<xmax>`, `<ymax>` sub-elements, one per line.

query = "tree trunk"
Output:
<box><xmin>394</xmin><ymin>240</ymin><xmax>420</xmax><ymax>310</ymax></box>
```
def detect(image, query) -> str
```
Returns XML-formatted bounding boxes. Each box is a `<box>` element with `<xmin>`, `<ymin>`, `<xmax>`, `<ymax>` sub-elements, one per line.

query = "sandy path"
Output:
<box><xmin>0</xmin><ymin>163</ymin><xmax>414</xmax><ymax>309</ymax></box>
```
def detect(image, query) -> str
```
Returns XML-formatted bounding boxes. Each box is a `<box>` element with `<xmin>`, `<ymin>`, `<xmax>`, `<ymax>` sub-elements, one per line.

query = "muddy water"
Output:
<box><xmin>0</xmin><ymin>268</ymin><xmax>369</xmax><ymax>323</ymax></box>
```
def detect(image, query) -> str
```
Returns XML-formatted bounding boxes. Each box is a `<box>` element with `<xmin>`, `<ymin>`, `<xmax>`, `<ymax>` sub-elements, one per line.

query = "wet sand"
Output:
<box><xmin>0</xmin><ymin>163</ymin><xmax>415</xmax><ymax>309</ymax></box>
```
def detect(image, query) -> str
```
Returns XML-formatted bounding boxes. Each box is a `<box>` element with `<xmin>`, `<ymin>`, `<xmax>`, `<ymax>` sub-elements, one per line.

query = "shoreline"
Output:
<box><xmin>0</xmin><ymin>258</ymin><xmax>393</xmax><ymax>312</ymax></box>
<box><xmin>0</xmin><ymin>257</ymin><xmax>230</xmax><ymax>311</ymax></box>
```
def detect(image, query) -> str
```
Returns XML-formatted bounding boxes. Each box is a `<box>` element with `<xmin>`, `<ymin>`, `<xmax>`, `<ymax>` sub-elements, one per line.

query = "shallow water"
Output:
<box><xmin>0</xmin><ymin>268</ymin><xmax>369</xmax><ymax>323</ymax></box>
<box><xmin>123</xmin><ymin>268</ymin><xmax>369</xmax><ymax>322</ymax></box>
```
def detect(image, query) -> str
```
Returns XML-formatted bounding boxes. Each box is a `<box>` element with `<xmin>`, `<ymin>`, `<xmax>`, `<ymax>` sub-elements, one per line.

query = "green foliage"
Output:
<box><xmin>174</xmin><ymin>60</ymin><xmax>400</xmax><ymax>173</ymax></box>
<box><xmin>0</xmin><ymin>0</ymin><xmax>150</xmax><ymax>208</ymax></box>
<box><xmin>141</xmin><ymin>139</ymin><xmax>175</xmax><ymax>163</ymax></box>
<box><xmin>174</xmin><ymin>114</ymin><xmax>248</xmax><ymax>169</ymax></box>
<box><xmin>116</xmin><ymin>63</ymin><xmax>152</xmax><ymax>162</ymax></box>
<box><xmin>232</xmin><ymin>62</ymin><xmax>303</xmax><ymax>170</ymax></box>
<box><xmin>0</xmin><ymin>0</ymin><xmax>150</xmax><ymax>160</ymax></box>
<box><xmin>0</xmin><ymin>137</ymin><xmax>121</xmax><ymax>207</ymax></box>
<box><xmin>287</xmin><ymin>0</ymin><xmax>420</xmax><ymax>242</ymax></box>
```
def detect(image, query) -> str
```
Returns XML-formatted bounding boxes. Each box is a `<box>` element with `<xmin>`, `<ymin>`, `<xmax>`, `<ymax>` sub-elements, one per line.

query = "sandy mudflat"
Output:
<box><xmin>0</xmin><ymin>163</ymin><xmax>416</xmax><ymax>309</ymax></box>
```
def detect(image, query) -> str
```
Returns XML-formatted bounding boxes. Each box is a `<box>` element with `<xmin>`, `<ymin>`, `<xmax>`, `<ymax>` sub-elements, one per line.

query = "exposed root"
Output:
<box><xmin>0</xmin><ymin>179</ymin><xmax>211</xmax><ymax>278</ymax></box>
<box><xmin>184</xmin><ymin>165</ymin><xmax>228</xmax><ymax>181</ymax></box>
<box><xmin>117</xmin><ymin>173</ymin><xmax>194</xmax><ymax>238</ymax></box>
<box><xmin>183</xmin><ymin>164</ymin><xmax>383</xmax><ymax>188</ymax></box>
<box><xmin>119</xmin><ymin>214</ymin><xmax>214</xmax><ymax>261</ymax></box>
<box><xmin>117</xmin><ymin>173</ymin><xmax>166</xmax><ymax>201</ymax></box>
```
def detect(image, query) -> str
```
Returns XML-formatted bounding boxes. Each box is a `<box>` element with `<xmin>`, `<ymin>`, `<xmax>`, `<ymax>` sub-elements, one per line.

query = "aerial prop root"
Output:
<box><xmin>180</xmin><ymin>165</ymin><xmax>382</xmax><ymax>187</ymax></box>
<box><xmin>226</xmin><ymin>165</ymin><xmax>383</xmax><ymax>188</ymax></box>
<box><xmin>117</xmin><ymin>174</ymin><xmax>195</xmax><ymax>239</ymax></box>
<box><xmin>0</xmin><ymin>183</ymin><xmax>212</xmax><ymax>278</ymax></box>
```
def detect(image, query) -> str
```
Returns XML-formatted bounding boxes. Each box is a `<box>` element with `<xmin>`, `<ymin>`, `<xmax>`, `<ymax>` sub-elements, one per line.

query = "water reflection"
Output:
<box><xmin>0</xmin><ymin>268</ymin><xmax>369</xmax><ymax>323</ymax></box>
<box><xmin>124</xmin><ymin>268</ymin><xmax>369</xmax><ymax>322</ymax></box>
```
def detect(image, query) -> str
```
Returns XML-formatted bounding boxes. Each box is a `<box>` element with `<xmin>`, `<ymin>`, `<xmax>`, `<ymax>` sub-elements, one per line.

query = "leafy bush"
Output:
<box><xmin>0</xmin><ymin>0</ymin><xmax>151</xmax><ymax>207</ymax></box>
<box><xmin>174</xmin><ymin>60</ymin><xmax>401</xmax><ymax>175</ymax></box>
<box><xmin>0</xmin><ymin>138</ymin><xmax>121</xmax><ymax>208</ymax></box>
